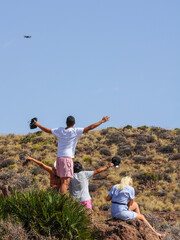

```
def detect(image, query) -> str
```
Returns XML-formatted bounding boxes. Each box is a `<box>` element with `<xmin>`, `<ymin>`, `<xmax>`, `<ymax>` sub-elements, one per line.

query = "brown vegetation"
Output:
<box><xmin>0</xmin><ymin>127</ymin><xmax>180</xmax><ymax>239</ymax></box>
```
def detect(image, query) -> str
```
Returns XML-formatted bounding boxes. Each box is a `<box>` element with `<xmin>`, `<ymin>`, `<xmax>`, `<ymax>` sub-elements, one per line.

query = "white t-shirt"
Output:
<box><xmin>52</xmin><ymin>127</ymin><xmax>84</xmax><ymax>158</ymax></box>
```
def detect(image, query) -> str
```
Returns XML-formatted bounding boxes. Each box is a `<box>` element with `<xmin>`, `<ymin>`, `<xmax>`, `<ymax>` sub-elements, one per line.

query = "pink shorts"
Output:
<box><xmin>56</xmin><ymin>157</ymin><xmax>73</xmax><ymax>178</ymax></box>
<box><xmin>80</xmin><ymin>199</ymin><xmax>92</xmax><ymax>210</ymax></box>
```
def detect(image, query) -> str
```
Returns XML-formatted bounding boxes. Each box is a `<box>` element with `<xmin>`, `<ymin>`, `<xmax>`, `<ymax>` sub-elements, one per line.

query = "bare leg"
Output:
<box><xmin>136</xmin><ymin>214</ymin><xmax>165</xmax><ymax>238</ymax></box>
<box><xmin>128</xmin><ymin>202</ymin><xmax>140</xmax><ymax>214</ymax></box>
<box><xmin>60</xmin><ymin>177</ymin><xmax>70</xmax><ymax>194</ymax></box>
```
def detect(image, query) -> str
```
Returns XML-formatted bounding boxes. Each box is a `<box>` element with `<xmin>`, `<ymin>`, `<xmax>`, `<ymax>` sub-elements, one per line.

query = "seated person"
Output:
<box><xmin>106</xmin><ymin>176</ymin><xmax>165</xmax><ymax>238</ymax></box>
<box><xmin>25</xmin><ymin>155</ymin><xmax>61</xmax><ymax>190</ymax></box>
<box><xmin>69</xmin><ymin>161</ymin><xmax>114</xmax><ymax>210</ymax></box>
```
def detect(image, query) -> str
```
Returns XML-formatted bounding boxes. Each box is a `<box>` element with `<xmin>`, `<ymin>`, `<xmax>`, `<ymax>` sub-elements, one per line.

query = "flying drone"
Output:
<box><xmin>24</xmin><ymin>35</ymin><xmax>31</xmax><ymax>38</ymax></box>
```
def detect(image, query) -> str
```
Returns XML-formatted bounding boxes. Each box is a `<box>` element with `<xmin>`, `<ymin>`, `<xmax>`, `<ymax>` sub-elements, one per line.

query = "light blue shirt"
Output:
<box><xmin>109</xmin><ymin>185</ymin><xmax>135</xmax><ymax>204</ymax></box>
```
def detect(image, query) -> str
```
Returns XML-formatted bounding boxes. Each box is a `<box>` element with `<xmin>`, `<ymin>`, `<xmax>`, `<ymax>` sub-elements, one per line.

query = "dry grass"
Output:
<box><xmin>0</xmin><ymin>127</ymin><xmax>179</xmax><ymax>220</ymax></box>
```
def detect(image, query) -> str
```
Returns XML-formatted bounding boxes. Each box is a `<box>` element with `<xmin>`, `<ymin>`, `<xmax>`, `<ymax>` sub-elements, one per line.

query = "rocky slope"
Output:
<box><xmin>0</xmin><ymin>126</ymin><xmax>180</xmax><ymax>239</ymax></box>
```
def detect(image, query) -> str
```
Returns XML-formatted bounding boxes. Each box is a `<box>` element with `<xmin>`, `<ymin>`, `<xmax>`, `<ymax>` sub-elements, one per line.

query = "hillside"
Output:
<box><xmin>0</xmin><ymin>126</ymin><xmax>180</xmax><ymax>239</ymax></box>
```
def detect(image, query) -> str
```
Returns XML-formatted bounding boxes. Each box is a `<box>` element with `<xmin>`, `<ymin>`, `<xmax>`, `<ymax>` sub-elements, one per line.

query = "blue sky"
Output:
<box><xmin>0</xmin><ymin>0</ymin><xmax>179</xmax><ymax>134</ymax></box>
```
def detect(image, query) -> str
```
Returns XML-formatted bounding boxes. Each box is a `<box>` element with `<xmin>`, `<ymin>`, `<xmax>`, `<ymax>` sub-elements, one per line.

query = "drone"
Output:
<box><xmin>24</xmin><ymin>35</ymin><xmax>31</xmax><ymax>38</ymax></box>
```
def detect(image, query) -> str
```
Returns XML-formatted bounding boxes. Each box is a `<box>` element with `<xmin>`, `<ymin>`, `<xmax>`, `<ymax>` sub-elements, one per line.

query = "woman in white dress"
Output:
<box><xmin>106</xmin><ymin>176</ymin><xmax>165</xmax><ymax>238</ymax></box>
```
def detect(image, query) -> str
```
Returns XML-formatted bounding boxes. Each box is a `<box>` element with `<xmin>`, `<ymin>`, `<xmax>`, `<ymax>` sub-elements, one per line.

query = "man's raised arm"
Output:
<box><xmin>83</xmin><ymin>116</ymin><xmax>110</xmax><ymax>133</ymax></box>
<box><xmin>34</xmin><ymin>121</ymin><xmax>52</xmax><ymax>134</ymax></box>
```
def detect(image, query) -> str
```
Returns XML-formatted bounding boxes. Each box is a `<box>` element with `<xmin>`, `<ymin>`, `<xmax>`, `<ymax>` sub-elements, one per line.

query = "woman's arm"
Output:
<box><xmin>128</xmin><ymin>198</ymin><xmax>134</xmax><ymax>209</ymax></box>
<box><xmin>93</xmin><ymin>163</ymin><xmax>114</xmax><ymax>176</ymax></box>
<box><xmin>25</xmin><ymin>155</ymin><xmax>53</xmax><ymax>174</ymax></box>
<box><xmin>106</xmin><ymin>194</ymin><xmax>112</xmax><ymax>201</ymax></box>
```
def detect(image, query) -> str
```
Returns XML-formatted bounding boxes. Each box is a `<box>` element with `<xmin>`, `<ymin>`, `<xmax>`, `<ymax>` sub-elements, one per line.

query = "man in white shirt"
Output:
<box><xmin>34</xmin><ymin>115</ymin><xmax>110</xmax><ymax>194</ymax></box>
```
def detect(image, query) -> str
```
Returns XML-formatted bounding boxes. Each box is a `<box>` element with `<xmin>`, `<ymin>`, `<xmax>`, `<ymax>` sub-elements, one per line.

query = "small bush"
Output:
<box><xmin>35</xmin><ymin>131</ymin><xmax>43</xmax><ymax>136</ymax></box>
<box><xmin>158</xmin><ymin>144</ymin><xmax>174</xmax><ymax>153</ymax></box>
<box><xmin>134</xmin><ymin>144</ymin><xmax>147</xmax><ymax>154</ymax></box>
<box><xmin>83</xmin><ymin>156</ymin><xmax>92</xmax><ymax>165</ymax></box>
<box><xmin>123</xmin><ymin>125</ymin><xmax>132</xmax><ymax>130</ymax></box>
<box><xmin>143</xmin><ymin>172</ymin><xmax>158</xmax><ymax>180</ymax></box>
<box><xmin>134</xmin><ymin>172</ymin><xmax>159</xmax><ymax>184</ymax></box>
<box><xmin>0</xmin><ymin>190</ymin><xmax>95</xmax><ymax>240</ymax></box>
<box><xmin>32</xmin><ymin>137</ymin><xmax>44</xmax><ymax>144</ymax></box>
<box><xmin>19</xmin><ymin>134</ymin><xmax>35</xmax><ymax>144</ymax></box>
<box><xmin>169</xmin><ymin>153</ymin><xmax>180</xmax><ymax>161</ymax></box>
<box><xmin>101</xmin><ymin>129</ymin><xmax>108</xmax><ymax>135</ymax></box>
<box><xmin>137</xmin><ymin>125</ymin><xmax>149</xmax><ymax>131</ymax></box>
<box><xmin>99</xmin><ymin>147</ymin><xmax>111</xmax><ymax>156</ymax></box>
<box><xmin>6</xmin><ymin>164</ymin><xmax>16</xmax><ymax>170</ymax></box>
<box><xmin>32</xmin><ymin>145</ymin><xmax>44</xmax><ymax>151</ymax></box>
<box><xmin>0</xmin><ymin>159</ymin><xmax>15</xmax><ymax>169</ymax></box>
<box><xmin>106</xmin><ymin>133</ymin><xmax>126</xmax><ymax>145</ymax></box>
<box><xmin>150</xmin><ymin>127</ymin><xmax>160</xmax><ymax>132</ymax></box>
<box><xmin>30</xmin><ymin>167</ymin><xmax>46</xmax><ymax>176</ymax></box>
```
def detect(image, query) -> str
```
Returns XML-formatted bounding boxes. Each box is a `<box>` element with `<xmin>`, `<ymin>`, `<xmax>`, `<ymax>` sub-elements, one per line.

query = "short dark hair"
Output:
<box><xmin>74</xmin><ymin>161</ymin><xmax>83</xmax><ymax>173</ymax></box>
<box><xmin>66</xmin><ymin>116</ymin><xmax>75</xmax><ymax>127</ymax></box>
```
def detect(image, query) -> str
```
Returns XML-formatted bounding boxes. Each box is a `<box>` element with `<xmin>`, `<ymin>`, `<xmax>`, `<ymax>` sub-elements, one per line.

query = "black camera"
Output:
<box><xmin>112</xmin><ymin>156</ymin><xmax>121</xmax><ymax>168</ymax></box>
<box><xmin>30</xmin><ymin>117</ymin><xmax>38</xmax><ymax>129</ymax></box>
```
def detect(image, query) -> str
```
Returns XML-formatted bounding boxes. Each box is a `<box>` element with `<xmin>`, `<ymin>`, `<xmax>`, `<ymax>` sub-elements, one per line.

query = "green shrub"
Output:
<box><xmin>6</xmin><ymin>164</ymin><xmax>16</xmax><ymax>170</ymax></box>
<box><xmin>107</xmin><ymin>127</ymin><xmax>117</xmax><ymax>130</ymax></box>
<box><xmin>35</xmin><ymin>131</ymin><xmax>43</xmax><ymax>136</ymax></box>
<box><xmin>143</xmin><ymin>172</ymin><xmax>158</xmax><ymax>180</ymax></box>
<box><xmin>32</xmin><ymin>145</ymin><xmax>44</xmax><ymax>151</ymax></box>
<box><xmin>150</xmin><ymin>127</ymin><xmax>160</xmax><ymax>132</ymax></box>
<box><xmin>42</xmin><ymin>140</ymin><xmax>53</xmax><ymax>145</ymax></box>
<box><xmin>123</xmin><ymin>125</ymin><xmax>132</xmax><ymax>129</ymax></box>
<box><xmin>137</xmin><ymin>125</ymin><xmax>148</xmax><ymax>131</ymax></box>
<box><xmin>0</xmin><ymin>159</ymin><xmax>15</xmax><ymax>169</ymax></box>
<box><xmin>0</xmin><ymin>190</ymin><xmax>95</xmax><ymax>239</ymax></box>
<box><xmin>83</xmin><ymin>156</ymin><xmax>92</xmax><ymax>165</ymax></box>
<box><xmin>19</xmin><ymin>135</ymin><xmax>36</xmax><ymax>144</ymax></box>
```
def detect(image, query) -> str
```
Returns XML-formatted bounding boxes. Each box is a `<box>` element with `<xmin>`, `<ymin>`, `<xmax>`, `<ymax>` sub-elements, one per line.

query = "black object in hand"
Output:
<box><xmin>112</xmin><ymin>156</ymin><xmax>121</xmax><ymax>167</ymax></box>
<box><xmin>30</xmin><ymin>117</ymin><xmax>37</xmax><ymax>129</ymax></box>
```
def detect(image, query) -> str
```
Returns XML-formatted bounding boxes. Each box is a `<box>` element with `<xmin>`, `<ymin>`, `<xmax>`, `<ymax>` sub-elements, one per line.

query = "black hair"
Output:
<box><xmin>74</xmin><ymin>161</ymin><xmax>83</xmax><ymax>173</ymax></box>
<box><xmin>52</xmin><ymin>167</ymin><xmax>59</xmax><ymax>178</ymax></box>
<box><xmin>66</xmin><ymin>116</ymin><xmax>75</xmax><ymax>127</ymax></box>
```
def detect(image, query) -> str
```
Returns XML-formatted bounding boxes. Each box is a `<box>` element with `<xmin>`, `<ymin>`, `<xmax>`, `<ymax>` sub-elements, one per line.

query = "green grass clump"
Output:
<box><xmin>19</xmin><ymin>134</ymin><xmax>36</xmax><ymax>144</ymax></box>
<box><xmin>143</xmin><ymin>172</ymin><xmax>158</xmax><ymax>180</ymax></box>
<box><xmin>123</xmin><ymin>125</ymin><xmax>133</xmax><ymax>129</ymax></box>
<box><xmin>0</xmin><ymin>190</ymin><xmax>95</xmax><ymax>240</ymax></box>
<box><xmin>83</xmin><ymin>156</ymin><xmax>92</xmax><ymax>165</ymax></box>
<box><xmin>137</xmin><ymin>125</ymin><xmax>149</xmax><ymax>131</ymax></box>
<box><xmin>32</xmin><ymin>145</ymin><xmax>44</xmax><ymax>151</ymax></box>
<box><xmin>34</xmin><ymin>131</ymin><xmax>43</xmax><ymax>136</ymax></box>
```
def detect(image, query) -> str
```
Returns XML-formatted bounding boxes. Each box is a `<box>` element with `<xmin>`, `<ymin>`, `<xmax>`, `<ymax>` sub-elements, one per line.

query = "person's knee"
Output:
<box><xmin>129</xmin><ymin>201</ymin><xmax>138</xmax><ymax>211</ymax></box>
<box><xmin>133</xmin><ymin>202</ymin><xmax>138</xmax><ymax>208</ymax></box>
<box><xmin>139</xmin><ymin>214</ymin><xmax>145</xmax><ymax>220</ymax></box>
<box><xmin>136</xmin><ymin>213</ymin><xmax>145</xmax><ymax>221</ymax></box>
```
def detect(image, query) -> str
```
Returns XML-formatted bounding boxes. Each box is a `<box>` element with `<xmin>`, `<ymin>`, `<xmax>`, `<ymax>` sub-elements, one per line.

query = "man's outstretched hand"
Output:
<box><xmin>102</xmin><ymin>116</ymin><xmax>110</xmax><ymax>123</ymax></box>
